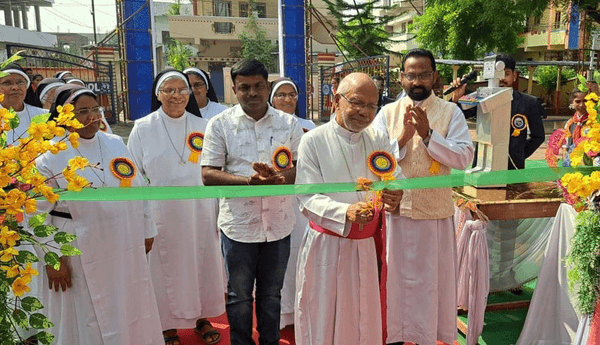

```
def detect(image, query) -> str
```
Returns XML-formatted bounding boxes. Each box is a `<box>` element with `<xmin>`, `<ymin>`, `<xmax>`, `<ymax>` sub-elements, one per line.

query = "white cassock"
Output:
<box><xmin>3</xmin><ymin>103</ymin><xmax>47</xmax><ymax>144</ymax></box>
<box><xmin>199</xmin><ymin>100</ymin><xmax>228</xmax><ymax>121</ymax></box>
<box><xmin>294</xmin><ymin>119</ymin><xmax>403</xmax><ymax>345</ymax></box>
<box><xmin>127</xmin><ymin>107</ymin><xmax>226</xmax><ymax>329</ymax></box>
<box><xmin>372</xmin><ymin>105</ymin><xmax>474</xmax><ymax>345</ymax></box>
<box><xmin>280</xmin><ymin>117</ymin><xmax>316</xmax><ymax>329</ymax></box>
<box><xmin>34</xmin><ymin>131</ymin><xmax>163</xmax><ymax>345</ymax></box>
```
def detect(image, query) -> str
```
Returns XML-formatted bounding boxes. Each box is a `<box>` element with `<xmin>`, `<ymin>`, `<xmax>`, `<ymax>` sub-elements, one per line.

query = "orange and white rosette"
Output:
<box><xmin>110</xmin><ymin>157</ymin><xmax>137</xmax><ymax>187</ymax></box>
<box><xmin>272</xmin><ymin>146</ymin><xmax>293</xmax><ymax>171</ymax></box>
<box><xmin>186</xmin><ymin>132</ymin><xmax>204</xmax><ymax>163</ymax></box>
<box><xmin>367</xmin><ymin>150</ymin><xmax>396</xmax><ymax>179</ymax></box>
<box><xmin>511</xmin><ymin>114</ymin><xmax>528</xmax><ymax>137</ymax></box>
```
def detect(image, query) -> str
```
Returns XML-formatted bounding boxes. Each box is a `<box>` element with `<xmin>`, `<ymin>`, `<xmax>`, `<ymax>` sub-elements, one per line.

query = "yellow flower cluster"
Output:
<box><xmin>562</xmin><ymin>91</ymin><xmax>600</xmax><ymax>202</ymax></box>
<box><xmin>0</xmin><ymin>92</ymin><xmax>88</xmax><ymax>298</ymax></box>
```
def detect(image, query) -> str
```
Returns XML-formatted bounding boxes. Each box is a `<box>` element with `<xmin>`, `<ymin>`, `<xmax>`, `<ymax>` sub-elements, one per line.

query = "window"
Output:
<box><xmin>214</xmin><ymin>0</ymin><xmax>231</xmax><ymax>17</ymax></box>
<box><xmin>554</xmin><ymin>11</ymin><xmax>561</xmax><ymax>29</ymax></box>
<box><xmin>239</xmin><ymin>2</ymin><xmax>266</xmax><ymax>18</ymax></box>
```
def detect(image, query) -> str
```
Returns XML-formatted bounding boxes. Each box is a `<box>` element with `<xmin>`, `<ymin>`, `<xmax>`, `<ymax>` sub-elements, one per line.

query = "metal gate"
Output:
<box><xmin>319</xmin><ymin>55</ymin><xmax>390</xmax><ymax>122</ymax></box>
<box><xmin>7</xmin><ymin>44</ymin><xmax>118</xmax><ymax>124</ymax></box>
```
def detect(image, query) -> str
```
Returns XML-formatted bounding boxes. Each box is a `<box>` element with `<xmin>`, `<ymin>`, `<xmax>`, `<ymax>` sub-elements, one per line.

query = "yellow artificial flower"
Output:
<box><xmin>569</xmin><ymin>143</ymin><xmax>587</xmax><ymax>166</ymax></box>
<box><xmin>11</xmin><ymin>276</ymin><xmax>31</xmax><ymax>297</ymax></box>
<box><xmin>46</xmin><ymin>121</ymin><xmax>65</xmax><ymax>137</ymax></box>
<box><xmin>0</xmin><ymin>107</ymin><xmax>14</xmax><ymax>121</ymax></box>
<box><xmin>24</xmin><ymin>199</ymin><xmax>36</xmax><ymax>214</ymax></box>
<box><xmin>67</xmin><ymin>175</ymin><xmax>88</xmax><ymax>192</ymax></box>
<box><xmin>20</xmin><ymin>262</ymin><xmax>39</xmax><ymax>281</ymax></box>
<box><xmin>49</xmin><ymin>145</ymin><xmax>59</xmax><ymax>154</ymax></box>
<box><xmin>68</xmin><ymin>132</ymin><xmax>80</xmax><ymax>148</ymax></box>
<box><xmin>0</xmin><ymin>226</ymin><xmax>20</xmax><ymax>247</ymax></box>
<box><xmin>56</xmin><ymin>104</ymin><xmax>75</xmax><ymax>123</ymax></box>
<box><xmin>27</xmin><ymin>123</ymin><xmax>49</xmax><ymax>141</ymax></box>
<box><xmin>68</xmin><ymin>156</ymin><xmax>89</xmax><ymax>171</ymax></box>
<box><xmin>55</xmin><ymin>142</ymin><xmax>68</xmax><ymax>152</ymax></box>
<box><xmin>27</xmin><ymin>174</ymin><xmax>46</xmax><ymax>187</ymax></box>
<box><xmin>0</xmin><ymin>93</ymin><xmax>4</xmax><ymax>103</ymax></box>
<box><xmin>0</xmin><ymin>248</ymin><xmax>19</xmax><ymax>262</ymax></box>
<box><xmin>67</xmin><ymin>118</ymin><xmax>84</xmax><ymax>129</ymax></box>
<box><xmin>586</xmin><ymin>92</ymin><xmax>599</xmax><ymax>102</ymax></box>
<box><xmin>39</xmin><ymin>185</ymin><xmax>59</xmax><ymax>203</ymax></box>
<box><xmin>0</xmin><ymin>264</ymin><xmax>20</xmax><ymax>278</ymax></box>
<box><xmin>3</xmin><ymin>189</ymin><xmax>27</xmax><ymax>215</ymax></box>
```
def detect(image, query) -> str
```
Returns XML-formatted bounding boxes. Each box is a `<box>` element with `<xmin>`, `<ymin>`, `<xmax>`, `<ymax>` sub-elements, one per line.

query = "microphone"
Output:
<box><xmin>443</xmin><ymin>71</ymin><xmax>478</xmax><ymax>95</ymax></box>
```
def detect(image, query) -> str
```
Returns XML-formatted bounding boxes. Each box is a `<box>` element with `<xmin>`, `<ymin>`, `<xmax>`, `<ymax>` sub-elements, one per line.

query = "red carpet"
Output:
<box><xmin>176</xmin><ymin>312</ymin><xmax>458</xmax><ymax>344</ymax></box>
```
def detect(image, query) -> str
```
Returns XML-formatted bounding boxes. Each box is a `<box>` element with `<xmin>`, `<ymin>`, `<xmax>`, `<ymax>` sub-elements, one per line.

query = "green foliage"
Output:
<box><xmin>323</xmin><ymin>0</ymin><xmax>397</xmax><ymax>60</ymax></box>
<box><xmin>167</xmin><ymin>0</ymin><xmax>181</xmax><ymax>16</ymax></box>
<box><xmin>60</xmin><ymin>245</ymin><xmax>82</xmax><ymax>256</ymax></box>
<box><xmin>414</xmin><ymin>0</ymin><xmax>548</xmax><ymax>60</ymax></box>
<box><xmin>44</xmin><ymin>252</ymin><xmax>60</xmax><ymax>271</ymax></box>
<box><xmin>28</xmin><ymin>214</ymin><xmax>47</xmax><ymax>229</ymax></box>
<box><xmin>54</xmin><ymin>232</ymin><xmax>76</xmax><ymax>245</ymax></box>
<box><xmin>238</xmin><ymin>1</ymin><xmax>276</xmax><ymax>71</ymax></box>
<box><xmin>534</xmin><ymin>66</ymin><xmax>577</xmax><ymax>93</ymax></box>
<box><xmin>20</xmin><ymin>297</ymin><xmax>43</xmax><ymax>312</ymax></box>
<box><xmin>30</xmin><ymin>114</ymin><xmax>50</xmax><ymax>125</ymax></box>
<box><xmin>167</xmin><ymin>39</ymin><xmax>193</xmax><ymax>71</ymax></box>
<box><xmin>28</xmin><ymin>313</ymin><xmax>53</xmax><ymax>330</ymax></box>
<box><xmin>566</xmin><ymin>210</ymin><xmax>600</xmax><ymax>315</ymax></box>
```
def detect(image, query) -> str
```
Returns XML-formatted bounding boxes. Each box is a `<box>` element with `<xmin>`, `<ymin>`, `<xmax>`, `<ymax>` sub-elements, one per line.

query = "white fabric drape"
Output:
<box><xmin>516</xmin><ymin>203</ymin><xmax>580</xmax><ymax>345</ymax></box>
<box><xmin>455</xmin><ymin>207</ymin><xmax>489</xmax><ymax>345</ymax></box>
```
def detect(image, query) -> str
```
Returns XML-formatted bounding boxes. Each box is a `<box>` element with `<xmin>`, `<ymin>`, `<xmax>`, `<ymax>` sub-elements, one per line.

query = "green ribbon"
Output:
<box><xmin>56</xmin><ymin>166</ymin><xmax>599</xmax><ymax>201</ymax></box>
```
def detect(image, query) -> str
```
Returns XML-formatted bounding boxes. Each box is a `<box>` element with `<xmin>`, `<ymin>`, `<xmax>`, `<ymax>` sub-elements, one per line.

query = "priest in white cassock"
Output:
<box><xmin>372</xmin><ymin>48</ymin><xmax>474</xmax><ymax>345</ymax></box>
<box><xmin>127</xmin><ymin>69</ymin><xmax>225</xmax><ymax>345</ymax></box>
<box><xmin>295</xmin><ymin>72</ymin><xmax>404</xmax><ymax>345</ymax></box>
<box><xmin>35</xmin><ymin>84</ymin><xmax>163</xmax><ymax>345</ymax></box>
<box><xmin>1</xmin><ymin>63</ymin><xmax>47</xmax><ymax>144</ymax></box>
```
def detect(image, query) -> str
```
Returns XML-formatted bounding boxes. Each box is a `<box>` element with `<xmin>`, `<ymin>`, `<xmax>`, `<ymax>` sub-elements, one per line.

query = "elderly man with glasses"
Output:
<box><xmin>372</xmin><ymin>48</ymin><xmax>475</xmax><ymax>345</ymax></box>
<box><xmin>294</xmin><ymin>72</ymin><xmax>404</xmax><ymax>345</ymax></box>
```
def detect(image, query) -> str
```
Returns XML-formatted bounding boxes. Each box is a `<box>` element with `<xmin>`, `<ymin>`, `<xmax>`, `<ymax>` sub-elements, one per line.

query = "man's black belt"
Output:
<box><xmin>49</xmin><ymin>210</ymin><xmax>72</xmax><ymax>219</ymax></box>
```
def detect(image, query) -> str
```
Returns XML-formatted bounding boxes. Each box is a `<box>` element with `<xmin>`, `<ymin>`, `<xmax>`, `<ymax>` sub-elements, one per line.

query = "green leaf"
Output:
<box><xmin>30</xmin><ymin>113</ymin><xmax>51</xmax><ymax>125</ymax></box>
<box><xmin>0</xmin><ymin>132</ymin><xmax>5</xmax><ymax>149</ymax></box>
<box><xmin>54</xmin><ymin>232</ymin><xmax>77</xmax><ymax>244</ymax></box>
<box><xmin>0</xmin><ymin>51</ymin><xmax>24</xmax><ymax>69</ymax></box>
<box><xmin>60</xmin><ymin>245</ymin><xmax>81</xmax><ymax>256</ymax></box>
<box><xmin>28</xmin><ymin>213</ymin><xmax>47</xmax><ymax>228</ymax></box>
<box><xmin>21</xmin><ymin>296</ymin><xmax>44</xmax><ymax>312</ymax></box>
<box><xmin>44</xmin><ymin>252</ymin><xmax>60</xmax><ymax>270</ymax></box>
<box><xmin>12</xmin><ymin>309</ymin><xmax>28</xmax><ymax>329</ymax></box>
<box><xmin>15</xmin><ymin>250</ymin><xmax>40</xmax><ymax>264</ymax></box>
<box><xmin>8</xmin><ymin>113</ymin><xmax>19</xmax><ymax>130</ymax></box>
<box><xmin>28</xmin><ymin>313</ymin><xmax>53</xmax><ymax>329</ymax></box>
<box><xmin>33</xmin><ymin>225</ymin><xmax>58</xmax><ymax>238</ymax></box>
<box><xmin>35</xmin><ymin>331</ymin><xmax>55</xmax><ymax>345</ymax></box>
<box><xmin>595</xmin><ymin>70</ymin><xmax>600</xmax><ymax>85</ymax></box>
<box><xmin>578</xmin><ymin>83</ymin><xmax>589</xmax><ymax>92</ymax></box>
<box><xmin>577</xmin><ymin>74</ymin><xmax>588</xmax><ymax>85</ymax></box>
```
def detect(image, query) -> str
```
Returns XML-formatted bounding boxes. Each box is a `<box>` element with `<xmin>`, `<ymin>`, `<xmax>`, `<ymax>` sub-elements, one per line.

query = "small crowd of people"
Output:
<box><xmin>0</xmin><ymin>48</ymin><xmax>557</xmax><ymax>345</ymax></box>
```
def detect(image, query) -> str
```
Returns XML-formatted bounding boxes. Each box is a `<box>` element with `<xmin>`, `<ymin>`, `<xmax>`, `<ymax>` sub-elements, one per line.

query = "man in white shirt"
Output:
<box><xmin>201</xmin><ymin>59</ymin><xmax>304</xmax><ymax>345</ymax></box>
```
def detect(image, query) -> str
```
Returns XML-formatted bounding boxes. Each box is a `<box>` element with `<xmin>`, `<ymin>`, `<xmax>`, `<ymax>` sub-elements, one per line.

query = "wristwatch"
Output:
<box><xmin>423</xmin><ymin>129</ymin><xmax>433</xmax><ymax>146</ymax></box>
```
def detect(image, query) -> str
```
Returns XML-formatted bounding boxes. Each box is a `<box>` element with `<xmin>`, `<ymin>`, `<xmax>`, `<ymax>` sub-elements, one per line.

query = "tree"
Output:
<box><xmin>535</xmin><ymin>66</ymin><xmax>577</xmax><ymax>105</ymax></box>
<box><xmin>414</xmin><ymin>0</ymin><xmax>548</xmax><ymax>60</ymax></box>
<box><xmin>238</xmin><ymin>0</ymin><xmax>277</xmax><ymax>71</ymax></box>
<box><xmin>323</xmin><ymin>0</ymin><xmax>398</xmax><ymax>60</ymax></box>
<box><xmin>167</xmin><ymin>39</ymin><xmax>193</xmax><ymax>70</ymax></box>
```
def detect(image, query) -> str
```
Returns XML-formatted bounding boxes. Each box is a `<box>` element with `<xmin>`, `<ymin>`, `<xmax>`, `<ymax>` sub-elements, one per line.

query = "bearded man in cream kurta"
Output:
<box><xmin>372</xmin><ymin>49</ymin><xmax>474</xmax><ymax>345</ymax></box>
<box><xmin>295</xmin><ymin>73</ymin><xmax>404</xmax><ymax>345</ymax></box>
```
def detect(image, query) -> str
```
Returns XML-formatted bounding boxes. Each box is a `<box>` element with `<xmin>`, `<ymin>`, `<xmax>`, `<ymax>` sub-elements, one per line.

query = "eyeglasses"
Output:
<box><xmin>401</xmin><ymin>71</ymin><xmax>434</xmax><ymax>82</ymax></box>
<box><xmin>0</xmin><ymin>79</ymin><xmax>27</xmax><ymax>87</ymax></box>
<box><xmin>75</xmin><ymin>106</ymin><xmax>104</xmax><ymax>117</ymax></box>
<box><xmin>159</xmin><ymin>88</ymin><xmax>192</xmax><ymax>96</ymax></box>
<box><xmin>273</xmin><ymin>92</ymin><xmax>298</xmax><ymax>100</ymax></box>
<box><xmin>339</xmin><ymin>93</ymin><xmax>378</xmax><ymax>113</ymax></box>
<box><xmin>191</xmin><ymin>82</ymin><xmax>206</xmax><ymax>90</ymax></box>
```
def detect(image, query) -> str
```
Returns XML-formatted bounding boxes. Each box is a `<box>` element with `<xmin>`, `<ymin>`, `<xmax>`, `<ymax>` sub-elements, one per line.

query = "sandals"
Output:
<box><xmin>163</xmin><ymin>330</ymin><xmax>180</xmax><ymax>345</ymax></box>
<box><xmin>194</xmin><ymin>319</ymin><xmax>221</xmax><ymax>344</ymax></box>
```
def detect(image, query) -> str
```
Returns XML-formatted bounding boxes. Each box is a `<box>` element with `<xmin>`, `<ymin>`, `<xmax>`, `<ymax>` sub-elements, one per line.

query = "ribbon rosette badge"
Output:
<box><xmin>367</xmin><ymin>151</ymin><xmax>396</xmax><ymax>179</ymax></box>
<box><xmin>272</xmin><ymin>146</ymin><xmax>293</xmax><ymax>171</ymax></box>
<box><xmin>511</xmin><ymin>114</ymin><xmax>529</xmax><ymax>137</ymax></box>
<box><xmin>187</xmin><ymin>132</ymin><xmax>204</xmax><ymax>163</ymax></box>
<box><xmin>110</xmin><ymin>157</ymin><xmax>137</xmax><ymax>187</ymax></box>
